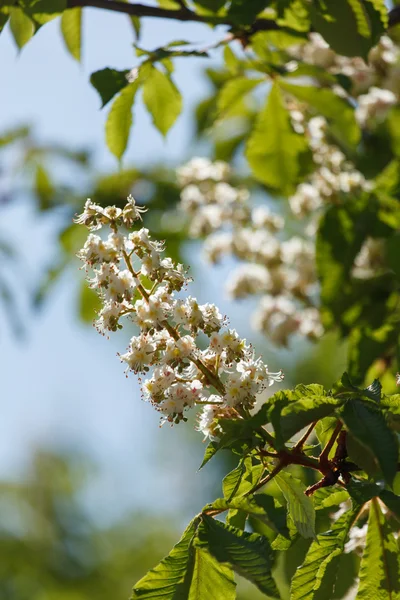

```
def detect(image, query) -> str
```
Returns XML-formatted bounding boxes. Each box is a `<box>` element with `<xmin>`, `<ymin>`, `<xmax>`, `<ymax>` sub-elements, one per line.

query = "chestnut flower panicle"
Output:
<box><xmin>75</xmin><ymin>196</ymin><xmax>283</xmax><ymax>435</ymax></box>
<box><xmin>177</xmin><ymin>157</ymin><xmax>323</xmax><ymax>347</ymax></box>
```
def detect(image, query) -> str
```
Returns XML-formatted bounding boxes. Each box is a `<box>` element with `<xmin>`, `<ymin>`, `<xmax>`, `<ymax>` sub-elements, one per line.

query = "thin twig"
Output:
<box><xmin>319</xmin><ymin>421</ymin><xmax>343</xmax><ymax>467</ymax></box>
<box><xmin>294</xmin><ymin>421</ymin><xmax>317</xmax><ymax>452</ymax></box>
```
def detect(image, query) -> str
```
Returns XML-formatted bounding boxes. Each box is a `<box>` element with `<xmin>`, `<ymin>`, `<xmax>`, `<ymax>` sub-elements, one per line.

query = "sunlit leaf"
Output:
<box><xmin>357</xmin><ymin>498</ymin><xmax>400</xmax><ymax>599</ymax></box>
<box><xmin>61</xmin><ymin>7</ymin><xmax>82</xmax><ymax>62</ymax></box>
<box><xmin>188</xmin><ymin>548</ymin><xmax>236</xmax><ymax>600</ymax></box>
<box><xmin>142</xmin><ymin>67</ymin><xmax>182</xmax><ymax>136</ymax></box>
<box><xmin>10</xmin><ymin>7</ymin><xmax>34</xmax><ymax>49</ymax></box>
<box><xmin>275</xmin><ymin>471</ymin><xmax>315</xmax><ymax>539</ymax></box>
<box><xmin>197</xmin><ymin>515</ymin><xmax>278</xmax><ymax>596</ymax></box>
<box><xmin>290</xmin><ymin>506</ymin><xmax>359</xmax><ymax>600</ymax></box>
<box><xmin>246</xmin><ymin>83</ymin><xmax>308</xmax><ymax>195</ymax></box>
<box><xmin>131</xmin><ymin>517</ymin><xmax>200</xmax><ymax>599</ymax></box>
<box><xmin>106</xmin><ymin>81</ymin><xmax>139</xmax><ymax>160</ymax></box>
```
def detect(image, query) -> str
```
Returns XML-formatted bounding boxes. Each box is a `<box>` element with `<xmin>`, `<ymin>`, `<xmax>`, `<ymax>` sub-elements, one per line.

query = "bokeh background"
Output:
<box><xmin>0</xmin><ymin>7</ymin><xmax>347</xmax><ymax>599</ymax></box>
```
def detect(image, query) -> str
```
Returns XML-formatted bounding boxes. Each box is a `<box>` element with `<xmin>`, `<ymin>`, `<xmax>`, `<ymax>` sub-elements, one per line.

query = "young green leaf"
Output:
<box><xmin>277</xmin><ymin>395</ymin><xmax>343</xmax><ymax>442</ymax></box>
<box><xmin>199</xmin><ymin>440</ymin><xmax>219</xmax><ymax>469</ymax></box>
<box><xmin>188</xmin><ymin>547</ymin><xmax>236</xmax><ymax>600</ymax></box>
<box><xmin>61</xmin><ymin>8</ymin><xmax>82</xmax><ymax>62</ymax></box>
<box><xmin>290</xmin><ymin>506</ymin><xmax>359</xmax><ymax>600</ymax></box>
<box><xmin>197</xmin><ymin>515</ymin><xmax>278</xmax><ymax>597</ymax></box>
<box><xmin>106</xmin><ymin>81</ymin><xmax>139</xmax><ymax>161</ymax></box>
<box><xmin>217</xmin><ymin>76</ymin><xmax>264</xmax><ymax>116</ymax></box>
<box><xmin>246</xmin><ymin>83</ymin><xmax>309</xmax><ymax>195</ymax></box>
<box><xmin>340</xmin><ymin>399</ymin><xmax>399</xmax><ymax>485</ymax></box>
<box><xmin>222</xmin><ymin>457</ymin><xmax>263</xmax><ymax>501</ymax></box>
<box><xmin>275</xmin><ymin>471</ymin><xmax>316</xmax><ymax>539</ymax></box>
<box><xmin>10</xmin><ymin>7</ymin><xmax>34</xmax><ymax>49</ymax></box>
<box><xmin>279</xmin><ymin>81</ymin><xmax>360</xmax><ymax>147</ymax></box>
<box><xmin>131</xmin><ymin>517</ymin><xmax>200</xmax><ymax>599</ymax></box>
<box><xmin>35</xmin><ymin>164</ymin><xmax>54</xmax><ymax>210</ymax></box>
<box><xmin>90</xmin><ymin>68</ymin><xmax>131</xmax><ymax>108</ymax></box>
<box><xmin>310</xmin><ymin>0</ymin><xmax>385</xmax><ymax>59</ymax></box>
<box><xmin>357</xmin><ymin>498</ymin><xmax>400</xmax><ymax>599</ymax></box>
<box><xmin>142</xmin><ymin>67</ymin><xmax>182</xmax><ymax>137</ymax></box>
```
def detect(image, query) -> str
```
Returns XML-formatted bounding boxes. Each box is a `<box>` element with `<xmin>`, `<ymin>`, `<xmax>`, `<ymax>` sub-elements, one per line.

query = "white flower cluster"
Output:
<box><xmin>289</xmin><ymin>33</ymin><xmax>400</xmax><ymax>99</ymax></box>
<box><xmin>178</xmin><ymin>158</ymin><xmax>323</xmax><ymax>346</ymax></box>
<box><xmin>76</xmin><ymin>196</ymin><xmax>283</xmax><ymax>436</ymax></box>
<box><xmin>352</xmin><ymin>237</ymin><xmax>386</xmax><ymax>279</ymax></box>
<box><xmin>288</xmin><ymin>116</ymin><xmax>372</xmax><ymax>218</ymax></box>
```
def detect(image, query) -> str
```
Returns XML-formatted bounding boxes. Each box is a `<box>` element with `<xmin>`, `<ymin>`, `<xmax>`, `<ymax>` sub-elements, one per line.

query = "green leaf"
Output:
<box><xmin>313</xmin><ymin>487</ymin><xmax>350</xmax><ymax>510</ymax></box>
<box><xmin>357</xmin><ymin>498</ymin><xmax>400</xmax><ymax>599</ymax></box>
<box><xmin>197</xmin><ymin>515</ymin><xmax>278</xmax><ymax>597</ymax></box>
<box><xmin>217</xmin><ymin>76</ymin><xmax>264</xmax><ymax>117</ymax></box>
<box><xmin>20</xmin><ymin>0</ymin><xmax>66</xmax><ymax>24</ymax></box>
<box><xmin>290</xmin><ymin>506</ymin><xmax>359</xmax><ymax>600</ymax></box>
<box><xmin>35</xmin><ymin>164</ymin><xmax>54</xmax><ymax>210</ymax></box>
<box><xmin>275</xmin><ymin>472</ymin><xmax>316</xmax><ymax>539</ymax></box>
<box><xmin>379</xmin><ymin>490</ymin><xmax>400</xmax><ymax>522</ymax></box>
<box><xmin>278</xmin><ymin>395</ymin><xmax>343</xmax><ymax>443</ymax></box>
<box><xmin>188</xmin><ymin>548</ymin><xmax>236</xmax><ymax>600</ymax></box>
<box><xmin>227</xmin><ymin>0</ymin><xmax>271</xmax><ymax>25</ymax></box>
<box><xmin>245</xmin><ymin>82</ymin><xmax>309</xmax><ymax>195</ymax></box>
<box><xmin>90</xmin><ymin>68</ymin><xmax>130</xmax><ymax>108</ymax></box>
<box><xmin>142</xmin><ymin>67</ymin><xmax>182</xmax><ymax>136</ymax></box>
<box><xmin>131</xmin><ymin>517</ymin><xmax>199</xmax><ymax>599</ymax></box>
<box><xmin>78</xmin><ymin>281</ymin><xmax>102</xmax><ymax>323</ymax></box>
<box><xmin>316</xmin><ymin>199</ymin><xmax>376</xmax><ymax>329</ymax></box>
<box><xmin>310</xmin><ymin>0</ymin><xmax>386</xmax><ymax>59</ymax></box>
<box><xmin>0</xmin><ymin>6</ymin><xmax>10</xmax><ymax>33</ymax></box>
<box><xmin>279</xmin><ymin>81</ymin><xmax>360</xmax><ymax>147</ymax></box>
<box><xmin>199</xmin><ymin>440</ymin><xmax>219</xmax><ymax>469</ymax></box>
<box><xmin>340</xmin><ymin>399</ymin><xmax>399</xmax><ymax>485</ymax></box>
<box><xmin>9</xmin><ymin>7</ymin><xmax>34</xmax><ymax>49</ymax></box>
<box><xmin>346</xmin><ymin>431</ymin><xmax>379</xmax><ymax>477</ymax></box>
<box><xmin>222</xmin><ymin>457</ymin><xmax>263</xmax><ymax>501</ymax></box>
<box><xmin>60</xmin><ymin>8</ymin><xmax>82</xmax><ymax>62</ymax></box>
<box><xmin>106</xmin><ymin>81</ymin><xmax>138</xmax><ymax>161</ymax></box>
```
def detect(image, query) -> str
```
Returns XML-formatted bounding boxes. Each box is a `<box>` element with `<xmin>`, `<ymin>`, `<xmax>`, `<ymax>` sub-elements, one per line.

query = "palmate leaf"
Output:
<box><xmin>290</xmin><ymin>505</ymin><xmax>359</xmax><ymax>600</ymax></box>
<box><xmin>131</xmin><ymin>517</ymin><xmax>200</xmax><ymax>599</ymax></box>
<box><xmin>357</xmin><ymin>498</ymin><xmax>400</xmax><ymax>599</ymax></box>
<box><xmin>245</xmin><ymin>82</ymin><xmax>309</xmax><ymax>195</ymax></box>
<box><xmin>275</xmin><ymin>472</ymin><xmax>315</xmax><ymax>539</ymax></box>
<box><xmin>188</xmin><ymin>548</ymin><xmax>236</xmax><ymax>600</ymax></box>
<box><xmin>340</xmin><ymin>399</ymin><xmax>399</xmax><ymax>485</ymax></box>
<box><xmin>197</xmin><ymin>515</ymin><xmax>278</xmax><ymax>597</ymax></box>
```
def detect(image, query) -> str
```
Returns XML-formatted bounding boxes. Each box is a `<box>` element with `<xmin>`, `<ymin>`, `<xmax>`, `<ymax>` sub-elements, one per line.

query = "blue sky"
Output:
<box><xmin>0</xmin><ymin>7</ymin><xmax>229</xmax><ymax>522</ymax></box>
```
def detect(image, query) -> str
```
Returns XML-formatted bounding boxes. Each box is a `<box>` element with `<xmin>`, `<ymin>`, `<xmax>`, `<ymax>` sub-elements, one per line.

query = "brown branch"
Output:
<box><xmin>66</xmin><ymin>0</ymin><xmax>280</xmax><ymax>31</ymax></box>
<box><xmin>294</xmin><ymin>421</ymin><xmax>317</xmax><ymax>452</ymax></box>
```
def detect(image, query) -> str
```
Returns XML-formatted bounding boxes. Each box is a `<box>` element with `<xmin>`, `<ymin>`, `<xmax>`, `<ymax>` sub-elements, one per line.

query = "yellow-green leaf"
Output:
<box><xmin>105</xmin><ymin>81</ymin><xmax>138</xmax><ymax>161</ymax></box>
<box><xmin>10</xmin><ymin>7</ymin><xmax>34</xmax><ymax>49</ymax></box>
<box><xmin>61</xmin><ymin>7</ymin><xmax>82</xmax><ymax>62</ymax></box>
<box><xmin>142</xmin><ymin>67</ymin><xmax>182</xmax><ymax>137</ymax></box>
<box><xmin>245</xmin><ymin>83</ymin><xmax>308</xmax><ymax>195</ymax></box>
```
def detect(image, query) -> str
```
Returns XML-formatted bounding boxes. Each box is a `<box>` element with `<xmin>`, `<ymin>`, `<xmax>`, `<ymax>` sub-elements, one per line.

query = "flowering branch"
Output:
<box><xmin>75</xmin><ymin>196</ymin><xmax>283</xmax><ymax>432</ymax></box>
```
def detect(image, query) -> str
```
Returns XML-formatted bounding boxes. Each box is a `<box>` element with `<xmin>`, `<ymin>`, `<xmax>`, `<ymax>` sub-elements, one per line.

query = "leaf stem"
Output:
<box><xmin>319</xmin><ymin>421</ymin><xmax>343</xmax><ymax>468</ymax></box>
